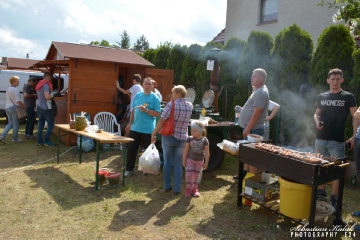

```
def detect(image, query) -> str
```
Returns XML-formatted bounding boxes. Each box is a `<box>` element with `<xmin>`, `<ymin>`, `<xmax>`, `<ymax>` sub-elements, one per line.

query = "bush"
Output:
<box><xmin>180</xmin><ymin>44</ymin><xmax>202</xmax><ymax>85</ymax></box>
<box><xmin>143</xmin><ymin>49</ymin><xmax>156</xmax><ymax>64</ymax></box>
<box><xmin>239</xmin><ymin>31</ymin><xmax>274</xmax><ymax>83</ymax></box>
<box><xmin>309</xmin><ymin>25</ymin><xmax>355</xmax><ymax>88</ymax></box>
<box><xmin>166</xmin><ymin>44</ymin><xmax>187</xmax><ymax>85</ymax></box>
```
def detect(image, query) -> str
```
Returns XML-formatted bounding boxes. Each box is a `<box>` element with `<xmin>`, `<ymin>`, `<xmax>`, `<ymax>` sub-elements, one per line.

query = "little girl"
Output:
<box><xmin>182</xmin><ymin>121</ymin><xmax>210</xmax><ymax>197</ymax></box>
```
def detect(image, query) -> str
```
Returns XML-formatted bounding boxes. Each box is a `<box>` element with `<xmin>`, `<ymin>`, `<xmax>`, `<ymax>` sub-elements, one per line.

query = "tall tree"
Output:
<box><xmin>133</xmin><ymin>34</ymin><xmax>150</xmax><ymax>51</ymax></box>
<box><xmin>117</xmin><ymin>30</ymin><xmax>131</xmax><ymax>49</ymax></box>
<box><xmin>166</xmin><ymin>44</ymin><xmax>187</xmax><ymax>85</ymax></box>
<box><xmin>154</xmin><ymin>43</ymin><xmax>172</xmax><ymax>69</ymax></box>
<box><xmin>180</xmin><ymin>44</ymin><xmax>202</xmax><ymax>85</ymax></box>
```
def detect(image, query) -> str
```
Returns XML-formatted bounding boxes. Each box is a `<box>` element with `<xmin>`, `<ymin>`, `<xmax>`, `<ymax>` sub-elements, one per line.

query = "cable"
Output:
<box><xmin>316</xmin><ymin>201</ymin><xmax>335</xmax><ymax>216</ymax></box>
<box><xmin>0</xmin><ymin>146</ymin><xmax>77</xmax><ymax>175</ymax></box>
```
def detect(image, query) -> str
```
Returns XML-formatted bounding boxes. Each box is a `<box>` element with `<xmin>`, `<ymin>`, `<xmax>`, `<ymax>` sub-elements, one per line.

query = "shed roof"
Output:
<box><xmin>7</xmin><ymin>58</ymin><xmax>39</xmax><ymax>70</ymax></box>
<box><xmin>47</xmin><ymin>41</ymin><xmax>154</xmax><ymax>67</ymax></box>
<box><xmin>212</xmin><ymin>28</ymin><xmax>225</xmax><ymax>45</ymax></box>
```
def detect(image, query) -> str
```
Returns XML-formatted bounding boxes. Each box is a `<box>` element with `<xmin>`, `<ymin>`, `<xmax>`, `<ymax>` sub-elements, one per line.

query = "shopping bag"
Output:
<box><xmin>15</xmin><ymin>106</ymin><xmax>27</xmax><ymax>119</ymax></box>
<box><xmin>138</xmin><ymin>143</ymin><xmax>161</xmax><ymax>175</ymax></box>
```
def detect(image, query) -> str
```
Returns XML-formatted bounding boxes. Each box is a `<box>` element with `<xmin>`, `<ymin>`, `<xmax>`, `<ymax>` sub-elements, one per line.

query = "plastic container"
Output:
<box><xmin>279</xmin><ymin>177</ymin><xmax>312</xmax><ymax>219</ymax></box>
<box><xmin>200</xmin><ymin>108</ymin><xmax>206</xmax><ymax>120</ymax></box>
<box><xmin>105</xmin><ymin>172</ymin><xmax>121</xmax><ymax>186</ymax></box>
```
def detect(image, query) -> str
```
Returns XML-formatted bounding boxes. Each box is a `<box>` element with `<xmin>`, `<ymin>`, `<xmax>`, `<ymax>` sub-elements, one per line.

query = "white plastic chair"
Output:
<box><xmin>94</xmin><ymin>112</ymin><xmax>122</xmax><ymax>150</ymax></box>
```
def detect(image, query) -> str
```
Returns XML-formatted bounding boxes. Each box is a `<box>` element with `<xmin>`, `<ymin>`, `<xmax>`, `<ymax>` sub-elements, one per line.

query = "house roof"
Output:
<box><xmin>212</xmin><ymin>28</ymin><xmax>225</xmax><ymax>45</ymax></box>
<box><xmin>7</xmin><ymin>58</ymin><xmax>39</xmax><ymax>70</ymax></box>
<box><xmin>47</xmin><ymin>41</ymin><xmax>154</xmax><ymax>67</ymax></box>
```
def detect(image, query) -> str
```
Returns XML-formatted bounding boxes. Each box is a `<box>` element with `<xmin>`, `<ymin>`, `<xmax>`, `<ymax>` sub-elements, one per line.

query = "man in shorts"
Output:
<box><xmin>314</xmin><ymin>68</ymin><xmax>358</xmax><ymax>208</ymax></box>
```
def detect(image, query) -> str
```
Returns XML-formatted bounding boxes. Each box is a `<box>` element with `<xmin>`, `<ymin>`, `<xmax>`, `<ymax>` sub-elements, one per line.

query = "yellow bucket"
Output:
<box><xmin>279</xmin><ymin>177</ymin><xmax>312</xmax><ymax>219</ymax></box>
<box><xmin>242</xmin><ymin>172</ymin><xmax>255</xmax><ymax>205</ymax></box>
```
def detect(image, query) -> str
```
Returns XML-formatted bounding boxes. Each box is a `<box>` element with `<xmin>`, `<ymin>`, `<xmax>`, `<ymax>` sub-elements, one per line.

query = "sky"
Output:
<box><xmin>0</xmin><ymin>0</ymin><xmax>227</xmax><ymax>60</ymax></box>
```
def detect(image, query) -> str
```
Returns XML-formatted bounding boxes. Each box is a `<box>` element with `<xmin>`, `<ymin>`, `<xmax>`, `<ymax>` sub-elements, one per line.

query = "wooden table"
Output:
<box><xmin>55</xmin><ymin>124</ymin><xmax>134</xmax><ymax>190</ymax></box>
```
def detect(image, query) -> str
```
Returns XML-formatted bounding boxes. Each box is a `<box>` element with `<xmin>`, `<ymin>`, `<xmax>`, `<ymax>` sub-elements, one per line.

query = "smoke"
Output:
<box><xmin>273</xmin><ymin>88</ymin><xmax>316</xmax><ymax>147</ymax></box>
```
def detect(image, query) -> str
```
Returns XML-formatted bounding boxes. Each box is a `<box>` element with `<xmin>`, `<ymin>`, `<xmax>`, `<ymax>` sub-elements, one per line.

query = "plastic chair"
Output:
<box><xmin>94</xmin><ymin>112</ymin><xmax>122</xmax><ymax>150</ymax></box>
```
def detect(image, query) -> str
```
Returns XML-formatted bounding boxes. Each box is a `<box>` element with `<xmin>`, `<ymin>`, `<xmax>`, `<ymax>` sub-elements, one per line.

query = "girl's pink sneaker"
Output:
<box><xmin>192</xmin><ymin>188</ymin><xmax>200</xmax><ymax>197</ymax></box>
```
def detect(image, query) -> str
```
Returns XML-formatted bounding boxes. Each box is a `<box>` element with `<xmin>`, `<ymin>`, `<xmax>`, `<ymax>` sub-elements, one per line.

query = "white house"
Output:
<box><xmin>225</xmin><ymin>0</ymin><xmax>338</xmax><ymax>47</ymax></box>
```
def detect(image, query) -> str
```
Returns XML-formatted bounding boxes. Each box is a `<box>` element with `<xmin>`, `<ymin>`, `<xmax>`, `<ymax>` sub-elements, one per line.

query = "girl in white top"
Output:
<box><xmin>0</xmin><ymin>76</ymin><xmax>26</xmax><ymax>144</ymax></box>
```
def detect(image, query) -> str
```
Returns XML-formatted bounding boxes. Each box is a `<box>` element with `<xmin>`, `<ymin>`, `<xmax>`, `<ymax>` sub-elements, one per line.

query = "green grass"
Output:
<box><xmin>0</xmin><ymin>117</ymin><xmax>359</xmax><ymax>239</ymax></box>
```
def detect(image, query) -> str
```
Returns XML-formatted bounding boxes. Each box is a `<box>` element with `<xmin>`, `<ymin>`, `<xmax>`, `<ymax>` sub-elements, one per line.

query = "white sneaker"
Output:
<box><xmin>12</xmin><ymin>139</ymin><xmax>22</xmax><ymax>143</ymax></box>
<box><xmin>124</xmin><ymin>170</ymin><xmax>134</xmax><ymax>177</ymax></box>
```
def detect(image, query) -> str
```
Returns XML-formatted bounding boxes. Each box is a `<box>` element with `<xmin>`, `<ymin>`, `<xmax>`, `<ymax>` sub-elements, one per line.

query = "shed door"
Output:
<box><xmin>145</xmin><ymin>69</ymin><xmax>173</xmax><ymax>102</ymax></box>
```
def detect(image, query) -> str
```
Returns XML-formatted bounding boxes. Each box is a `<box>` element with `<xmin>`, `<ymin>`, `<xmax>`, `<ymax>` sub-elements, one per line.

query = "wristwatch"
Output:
<box><xmin>146</xmin><ymin>109</ymin><xmax>149</xmax><ymax>113</ymax></box>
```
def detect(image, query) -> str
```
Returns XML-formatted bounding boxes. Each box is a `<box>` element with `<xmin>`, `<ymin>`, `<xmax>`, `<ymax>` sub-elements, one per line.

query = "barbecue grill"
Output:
<box><xmin>237</xmin><ymin>143</ymin><xmax>349</xmax><ymax>227</ymax></box>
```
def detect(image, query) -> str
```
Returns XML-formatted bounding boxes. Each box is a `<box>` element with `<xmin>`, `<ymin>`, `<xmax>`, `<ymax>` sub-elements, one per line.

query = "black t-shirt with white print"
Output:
<box><xmin>315</xmin><ymin>90</ymin><xmax>356</xmax><ymax>142</ymax></box>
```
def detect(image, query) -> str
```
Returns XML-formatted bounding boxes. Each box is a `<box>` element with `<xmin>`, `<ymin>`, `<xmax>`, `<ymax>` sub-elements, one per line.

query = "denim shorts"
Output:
<box><xmin>315</xmin><ymin>139</ymin><xmax>345</xmax><ymax>159</ymax></box>
<box><xmin>250</xmin><ymin>127</ymin><xmax>264</xmax><ymax>137</ymax></box>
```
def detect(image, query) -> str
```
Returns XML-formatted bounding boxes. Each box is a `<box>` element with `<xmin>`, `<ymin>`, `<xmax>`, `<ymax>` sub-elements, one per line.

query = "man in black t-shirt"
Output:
<box><xmin>23</xmin><ymin>78</ymin><xmax>38</xmax><ymax>139</ymax></box>
<box><xmin>314</xmin><ymin>68</ymin><xmax>358</xmax><ymax>209</ymax></box>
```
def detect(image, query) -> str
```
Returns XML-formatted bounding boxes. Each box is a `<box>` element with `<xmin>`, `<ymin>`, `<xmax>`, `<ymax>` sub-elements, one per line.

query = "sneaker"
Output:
<box><xmin>37</xmin><ymin>143</ymin><xmax>44</xmax><ymax>146</ymax></box>
<box><xmin>317</xmin><ymin>189</ymin><xmax>327</xmax><ymax>199</ymax></box>
<box><xmin>192</xmin><ymin>188</ymin><xmax>200</xmax><ymax>197</ymax></box>
<box><xmin>43</xmin><ymin>141</ymin><xmax>57</xmax><ymax>147</ymax></box>
<box><xmin>26</xmin><ymin>135</ymin><xmax>36</xmax><ymax>139</ymax></box>
<box><xmin>0</xmin><ymin>137</ymin><xmax>5</xmax><ymax>144</ymax></box>
<box><xmin>12</xmin><ymin>139</ymin><xmax>22</xmax><ymax>143</ymax></box>
<box><xmin>185</xmin><ymin>188</ymin><xmax>191</xmax><ymax>197</ymax></box>
<box><xmin>330</xmin><ymin>194</ymin><xmax>337</xmax><ymax>209</ymax></box>
<box><xmin>124</xmin><ymin>170</ymin><xmax>134</xmax><ymax>177</ymax></box>
<box><xmin>355</xmin><ymin>224</ymin><xmax>360</xmax><ymax>233</ymax></box>
<box><xmin>143</xmin><ymin>172</ymin><xmax>148</xmax><ymax>175</ymax></box>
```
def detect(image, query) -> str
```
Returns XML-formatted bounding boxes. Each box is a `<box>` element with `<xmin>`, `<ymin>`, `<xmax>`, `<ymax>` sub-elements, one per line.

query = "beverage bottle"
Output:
<box><xmin>234</xmin><ymin>105</ymin><xmax>241</xmax><ymax>125</ymax></box>
<box><xmin>200</xmin><ymin>108</ymin><xmax>206</xmax><ymax>120</ymax></box>
<box><xmin>350</xmin><ymin>173</ymin><xmax>358</xmax><ymax>186</ymax></box>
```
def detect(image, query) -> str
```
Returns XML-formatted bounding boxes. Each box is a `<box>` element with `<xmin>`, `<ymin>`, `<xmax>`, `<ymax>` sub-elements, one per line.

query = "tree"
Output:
<box><xmin>166</xmin><ymin>44</ymin><xmax>187</xmax><ymax>85</ymax></box>
<box><xmin>219</xmin><ymin>37</ymin><xmax>246</xmax><ymax>84</ymax></box>
<box><xmin>154</xmin><ymin>43</ymin><xmax>172</xmax><ymax>69</ymax></box>
<box><xmin>142</xmin><ymin>48</ymin><xmax>156</xmax><ymax>63</ymax></box>
<box><xmin>309</xmin><ymin>25</ymin><xmax>355</xmax><ymax>88</ymax></box>
<box><xmin>238</xmin><ymin>31</ymin><xmax>274</xmax><ymax>84</ymax></box>
<box><xmin>90</xmin><ymin>39</ymin><xmax>119</xmax><ymax>48</ymax></box>
<box><xmin>117</xmin><ymin>30</ymin><xmax>131</xmax><ymax>49</ymax></box>
<box><xmin>180</xmin><ymin>44</ymin><xmax>202</xmax><ymax>85</ymax></box>
<box><xmin>269</xmin><ymin>24</ymin><xmax>314</xmax><ymax>146</ymax></box>
<box><xmin>319</xmin><ymin>0</ymin><xmax>360</xmax><ymax>39</ymax></box>
<box><xmin>133</xmin><ymin>34</ymin><xmax>150</xmax><ymax>51</ymax></box>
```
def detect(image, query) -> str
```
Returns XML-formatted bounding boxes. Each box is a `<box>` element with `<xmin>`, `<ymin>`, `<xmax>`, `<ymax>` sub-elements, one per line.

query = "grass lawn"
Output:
<box><xmin>0</xmin><ymin>117</ymin><xmax>359</xmax><ymax>239</ymax></box>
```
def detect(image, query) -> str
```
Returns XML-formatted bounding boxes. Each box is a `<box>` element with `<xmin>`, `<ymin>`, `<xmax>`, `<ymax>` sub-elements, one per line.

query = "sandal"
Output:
<box><xmin>351</xmin><ymin>211</ymin><xmax>360</xmax><ymax>217</ymax></box>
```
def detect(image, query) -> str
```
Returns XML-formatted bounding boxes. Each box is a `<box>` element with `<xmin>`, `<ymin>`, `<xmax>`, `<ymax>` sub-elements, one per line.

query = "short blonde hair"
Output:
<box><xmin>253</xmin><ymin>68</ymin><xmax>267</xmax><ymax>81</ymax></box>
<box><xmin>9</xmin><ymin>76</ymin><xmax>19</xmax><ymax>84</ymax></box>
<box><xmin>172</xmin><ymin>85</ymin><xmax>187</xmax><ymax>98</ymax></box>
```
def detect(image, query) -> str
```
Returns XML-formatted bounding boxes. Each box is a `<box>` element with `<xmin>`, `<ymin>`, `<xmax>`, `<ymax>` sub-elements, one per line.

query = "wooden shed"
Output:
<box><xmin>30</xmin><ymin>41</ymin><xmax>173</xmax><ymax>146</ymax></box>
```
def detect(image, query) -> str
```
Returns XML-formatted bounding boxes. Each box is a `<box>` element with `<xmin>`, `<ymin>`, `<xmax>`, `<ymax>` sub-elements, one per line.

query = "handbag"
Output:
<box><xmin>159</xmin><ymin>101</ymin><xmax>175</xmax><ymax>136</ymax></box>
<box><xmin>7</xmin><ymin>90</ymin><xmax>27</xmax><ymax>119</ymax></box>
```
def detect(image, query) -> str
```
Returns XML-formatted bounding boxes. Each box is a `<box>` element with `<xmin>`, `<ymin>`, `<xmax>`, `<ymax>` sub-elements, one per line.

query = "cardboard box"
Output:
<box><xmin>244</xmin><ymin>174</ymin><xmax>279</xmax><ymax>202</ymax></box>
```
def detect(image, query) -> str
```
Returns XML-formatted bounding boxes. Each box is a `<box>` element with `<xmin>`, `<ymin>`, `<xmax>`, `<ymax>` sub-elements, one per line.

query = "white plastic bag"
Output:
<box><xmin>138</xmin><ymin>143</ymin><xmax>161</xmax><ymax>175</ymax></box>
<box><xmin>217</xmin><ymin>140</ymin><xmax>239</xmax><ymax>155</ymax></box>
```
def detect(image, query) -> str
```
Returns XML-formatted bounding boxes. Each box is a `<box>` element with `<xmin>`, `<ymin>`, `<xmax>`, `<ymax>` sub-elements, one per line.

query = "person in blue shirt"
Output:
<box><xmin>124</xmin><ymin>77</ymin><xmax>161</xmax><ymax>177</ymax></box>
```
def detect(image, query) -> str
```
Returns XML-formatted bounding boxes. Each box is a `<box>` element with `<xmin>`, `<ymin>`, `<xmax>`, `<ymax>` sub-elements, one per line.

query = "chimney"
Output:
<box><xmin>1</xmin><ymin>57</ymin><xmax>7</xmax><ymax>66</ymax></box>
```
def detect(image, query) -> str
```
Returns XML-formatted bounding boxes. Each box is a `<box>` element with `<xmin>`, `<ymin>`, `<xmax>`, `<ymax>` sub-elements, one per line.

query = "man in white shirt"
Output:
<box><xmin>115</xmin><ymin>74</ymin><xmax>143</xmax><ymax>112</ymax></box>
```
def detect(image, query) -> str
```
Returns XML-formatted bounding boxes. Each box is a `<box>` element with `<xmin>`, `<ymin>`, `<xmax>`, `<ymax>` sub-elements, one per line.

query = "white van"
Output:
<box><xmin>0</xmin><ymin>70</ymin><xmax>68</xmax><ymax>118</ymax></box>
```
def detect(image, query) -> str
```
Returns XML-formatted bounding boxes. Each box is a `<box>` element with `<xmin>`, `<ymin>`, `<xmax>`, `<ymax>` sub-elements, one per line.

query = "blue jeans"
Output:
<box><xmin>1</xmin><ymin>106</ymin><xmax>19</xmax><ymax>141</ymax></box>
<box><xmin>315</xmin><ymin>139</ymin><xmax>344</xmax><ymax>158</ymax></box>
<box><xmin>162</xmin><ymin>136</ymin><xmax>186</xmax><ymax>193</ymax></box>
<box><xmin>37</xmin><ymin>106</ymin><xmax>55</xmax><ymax>144</ymax></box>
<box><xmin>25</xmin><ymin>107</ymin><xmax>36</xmax><ymax>136</ymax></box>
<box><xmin>354</xmin><ymin>138</ymin><xmax>360</xmax><ymax>180</ymax></box>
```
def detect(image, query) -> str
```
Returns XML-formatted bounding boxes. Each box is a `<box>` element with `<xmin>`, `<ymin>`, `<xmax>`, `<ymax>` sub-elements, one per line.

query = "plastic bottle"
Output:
<box><xmin>234</xmin><ymin>105</ymin><xmax>241</xmax><ymax>125</ymax></box>
<box><xmin>200</xmin><ymin>108</ymin><xmax>206</xmax><ymax>120</ymax></box>
<box><xmin>350</xmin><ymin>173</ymin><xmax>358</xmax><ymax>186</ymax></box>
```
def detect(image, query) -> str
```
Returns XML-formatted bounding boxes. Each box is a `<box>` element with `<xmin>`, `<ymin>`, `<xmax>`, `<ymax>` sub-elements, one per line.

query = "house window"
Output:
<box><xmin>260</xmin><ymin>0</ymin><xmax>278</xmax><ymax>23</ymax></box>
